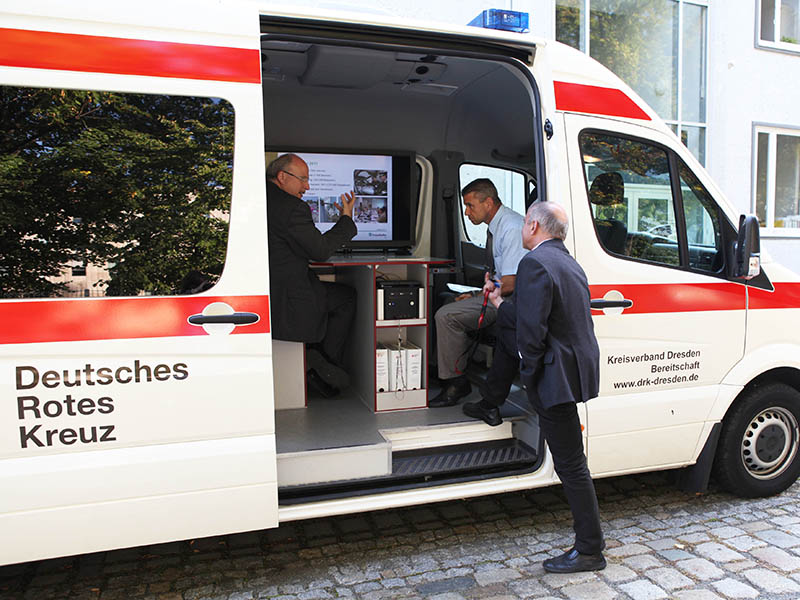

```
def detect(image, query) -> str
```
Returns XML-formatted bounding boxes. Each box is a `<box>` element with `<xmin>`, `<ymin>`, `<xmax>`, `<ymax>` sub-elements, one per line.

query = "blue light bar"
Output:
<box><xmin>468</xmin><ymin>9</ymin><xmax>529</xmax><ymax>33</ymax></box>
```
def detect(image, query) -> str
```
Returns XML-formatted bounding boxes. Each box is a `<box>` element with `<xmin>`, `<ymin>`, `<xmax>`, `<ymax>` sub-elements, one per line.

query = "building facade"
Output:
<box><xmin>293</xmin><ymin>0</ymin><xmax>800</xmax><ymax>270</ymax></box>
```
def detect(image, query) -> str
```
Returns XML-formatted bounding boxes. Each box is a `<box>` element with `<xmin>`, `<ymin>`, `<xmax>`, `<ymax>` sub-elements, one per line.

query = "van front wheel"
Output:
<box><xmin>714</xmin><ymin>383</ymin><xmax>800</xmax><ymax>497</ymax></box>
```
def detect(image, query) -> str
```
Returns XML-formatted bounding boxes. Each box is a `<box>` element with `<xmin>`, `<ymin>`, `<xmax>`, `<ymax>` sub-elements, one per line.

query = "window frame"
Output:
<box><xmin>756</xmin><ymin>0</ymin><xmax>800</xmax><ymax>55</ymax></box>
<box><xmin>456</xmin><ymin>161</ymin><xmax>531</xmax><ymax>246</ymax></box>
<box><xmin>580</xmin><ymin>128</ymin><xmax>735</xmax><ymax>279</ymax></box>
<box><xmin>0</xmin><ymin>84</ymin><xmax>236</xmax><ymax>299</ymax></box>
<box><xmin>752</xmin><ymin>123</ymin><xmax>800</xmax><ymax>237</ymax></box>
<box><xmin>554</xmin><ymin>0</ymin><xmax>710</xmax><ymax>164</ymax></box>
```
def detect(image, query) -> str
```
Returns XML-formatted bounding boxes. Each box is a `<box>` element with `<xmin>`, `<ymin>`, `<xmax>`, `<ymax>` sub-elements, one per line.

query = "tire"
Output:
<box><xmin>713</xmin><ymin>382</ymin><xmax>800</xmax><ymax>498</ymax></box>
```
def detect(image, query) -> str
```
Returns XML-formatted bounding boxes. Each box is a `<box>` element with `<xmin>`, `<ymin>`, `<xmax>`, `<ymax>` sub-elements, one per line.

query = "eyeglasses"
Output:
<box><xmin>281</xmin><ymin>170</ymin><xmax>310</xmax><ymax>183</ymax></box>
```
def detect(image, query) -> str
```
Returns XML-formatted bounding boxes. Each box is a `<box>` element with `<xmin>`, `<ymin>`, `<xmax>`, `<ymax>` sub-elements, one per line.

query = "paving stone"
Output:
<box><xmin>694</xmin><ymin>542</ymin><xmax>745</xmax><ymax>562</ymax></box>
<box><xmin>622</xmin><ymin>554</ymin><xmax>663</xmax><ymax>570</ymax></box>
<box><xmin>541</xmin><ymin>571</ymin><xmax>596</xmax><ymax>588</ymax></box>
<box><xmin>753</xmin><ymin>529</ymin><xmax>800</xmax><ymax>548</ymax></box>
<box><xmin>606</xmin><ymin>543</ymin><xmax>650</xmax><ymax>558</ymax></box>
<box><xmin>645</xmin><ymin>539</ymin><xmax>678</xmax><ymax>551</ymax></box>
<box><xmin>657</xmin><ymin>549</ymin><xmax>693</xmax><ymax>561</ymax></box>
<box><xmin>709</xmin><ymin>526</ymin><xmax>745</xmax><ymax>539</ymax></box>
<box><xmin>562</xmin><ymin>580</ymin><xmax>617</xmax><ymax>600</ymax></box>
<box><xmin>741</xmin><ymin>568</ymin><xmax>800</xmax><ymax>593</ymax></box>
<box><xmin>645</xmin><ymin>567</ymin><xmax>693</xmax><ymax>590</ymax></box>
<box><xmin>473</xmin><ymin>568</ymin><xmax>521</xmax><ymax>586</ymax></box>
<box><xmin>601</xmin><ymin>564</ymin><xmax>637</xmax><ymax>583</ymax></box>
<box><xmin>673</xmin><ymin>591</ymin><xmax>723</xmax><ymax>600</ymax></box>
<box><xmin>416</xmin><ymin>576</ymin><xmax>475</xmax><ymax>596</ymax></box>
<box><xmin>675</xmin><ymin>558</ymin><xmax>724</xmax><ymax>580</ymax></box>
<box><xmin>619</xmin><ymin>579</ymin><xmax>668</xmax><ymax>599</ymax></box>
<box><xmin>725</xmin><ymin>560</ymin><xmax>757</xmax><ymax>572</ymax></box>
<box><xmin>507</xmin><ymin>578</ymin><xmax>549</xmax><ymax>597</ymax></box>
<box><xmin>750</xmin><ymin>546</ymin><xmax>800</xmax><ymax>571</ymax></box>
<box><xmin>711</xmin><ymin>578</ymin><xmax>760</xmax><ymax>598</ymax></box>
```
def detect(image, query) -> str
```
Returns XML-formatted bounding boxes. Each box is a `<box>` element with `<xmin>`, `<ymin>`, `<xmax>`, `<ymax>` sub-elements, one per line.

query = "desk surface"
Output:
<box><xmin>311</xmin><ymin>254</ymin><xmax>454</xmax><ymax>267</ymax></box>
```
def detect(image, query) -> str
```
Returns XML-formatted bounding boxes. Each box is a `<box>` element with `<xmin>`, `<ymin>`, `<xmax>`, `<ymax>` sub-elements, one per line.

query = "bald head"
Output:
<box><xmin>527</xmin><ymin>201</ymin><xmax>568</xmax><ymax>239</ymax></box>
<box><xmin>522</xmin><ymin>201</ymin><xmax>569</xmax><ymax>250</ymax></box>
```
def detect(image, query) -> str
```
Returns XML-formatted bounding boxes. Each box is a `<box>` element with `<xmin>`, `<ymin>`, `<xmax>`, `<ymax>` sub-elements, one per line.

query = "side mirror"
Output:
<box><xmin>733</xmin><ymin>214</ymin><xmax>761</xmax><ymax>280</ymax></box>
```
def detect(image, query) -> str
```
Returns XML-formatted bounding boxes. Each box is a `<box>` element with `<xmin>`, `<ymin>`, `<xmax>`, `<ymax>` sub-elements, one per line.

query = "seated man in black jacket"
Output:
<box><xmin>266</xmin><ymin>153</ymin><xmax>357</xmax><ymax>397</ymax></box>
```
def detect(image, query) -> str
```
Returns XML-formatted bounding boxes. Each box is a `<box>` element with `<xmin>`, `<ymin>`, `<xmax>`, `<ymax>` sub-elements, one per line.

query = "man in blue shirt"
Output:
<box><xmin>429</xmin><ymin>178</ymin><xmax>527</xmax><ymax>407</ymax></box>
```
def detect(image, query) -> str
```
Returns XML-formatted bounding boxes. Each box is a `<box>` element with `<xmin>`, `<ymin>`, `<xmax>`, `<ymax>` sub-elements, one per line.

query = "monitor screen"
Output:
<box><xmin>272</xmin><ymin>150</ymin><xmax>415</xmax><ymax>249</ymax></box>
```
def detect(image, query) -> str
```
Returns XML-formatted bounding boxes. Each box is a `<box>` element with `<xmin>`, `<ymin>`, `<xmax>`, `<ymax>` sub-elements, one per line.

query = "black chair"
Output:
<box><xmin>589</xmin><ymin>172</ymin><xmax>627</xmax><ymax>256</ymax></box>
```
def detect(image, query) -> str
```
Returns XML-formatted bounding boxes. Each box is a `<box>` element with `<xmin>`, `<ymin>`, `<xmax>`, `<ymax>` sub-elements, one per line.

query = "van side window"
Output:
<box><xmin>678</xmin><ymin>161</ymin><xmax>723</xmax><ymax>273</ymax></box>
<box><xmin>0</xmin><ymin>86</ymin><xmax>234</xmax><ymax>299</ymax></box>
<box><xmin>580</xmin><ymin>132</ymin><xmax>679</xmax><ymax>267</ymax></box>
<box><xmin>458</xmin><ymin>164</ymin><xmax>526</xmax><ymax>246</ymax></box>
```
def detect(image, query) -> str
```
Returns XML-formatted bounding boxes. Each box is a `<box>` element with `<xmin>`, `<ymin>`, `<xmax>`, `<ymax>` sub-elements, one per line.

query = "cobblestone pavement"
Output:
<box><xmin>4</xmin><ymin>471</ymin><xmax>800</xmax><ymax>600</ymax></box>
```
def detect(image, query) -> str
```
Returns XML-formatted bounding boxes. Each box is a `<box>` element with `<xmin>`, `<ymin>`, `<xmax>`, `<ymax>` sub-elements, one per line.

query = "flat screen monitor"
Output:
<box><xmin>272</xmin><ymin>150</ymin><xmax>415</xmax><ymax>250</ymax></box>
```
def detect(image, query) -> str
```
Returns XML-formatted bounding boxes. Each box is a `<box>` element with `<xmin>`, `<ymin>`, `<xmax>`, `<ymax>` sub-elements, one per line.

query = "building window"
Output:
<box><xmin>754</xmin><ymin>125</ymin><xmax>800</xmax><ymax>233</ymax></box>
<box><xmin>556</xmin><ymin>0</ymin><xmax>708</xmax><ymax>164</ymax></box>
<box><xmin>759</xmin><ymin>0</ymin><xmax>800</xmax><ymax>50</ymax></box>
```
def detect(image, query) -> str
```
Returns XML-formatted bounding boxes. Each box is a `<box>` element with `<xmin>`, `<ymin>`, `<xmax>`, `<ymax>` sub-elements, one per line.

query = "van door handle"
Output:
<box><xmin>590</xmin><ymin>299</ymin><xmax>633</xmax><ymax>309</ymax></box>
<box><xmin>188</xmin><ymin>312</ymin><xmax>260</xmax><ymax>325</ymax></box>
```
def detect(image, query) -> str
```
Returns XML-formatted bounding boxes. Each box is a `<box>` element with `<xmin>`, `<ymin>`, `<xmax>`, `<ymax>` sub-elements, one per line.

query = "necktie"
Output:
<box><xmin>485</xmin><ymin>230</ymin><xmax>495</xmax><ymax>277</ymax></box>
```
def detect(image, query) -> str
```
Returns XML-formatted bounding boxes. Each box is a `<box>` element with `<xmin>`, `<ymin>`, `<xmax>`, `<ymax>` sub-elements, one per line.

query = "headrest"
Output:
<box><xmin>589</xmin><ymin>172</ymin><xmax>624</xmax><ymax>206</ymax></box>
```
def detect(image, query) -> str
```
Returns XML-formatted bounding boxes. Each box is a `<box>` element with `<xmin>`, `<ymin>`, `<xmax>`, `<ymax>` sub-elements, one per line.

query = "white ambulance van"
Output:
<box><xmin>1</xmin><ymin>0</ymin><xmax>796</xmax><ymax>566</ymax></box>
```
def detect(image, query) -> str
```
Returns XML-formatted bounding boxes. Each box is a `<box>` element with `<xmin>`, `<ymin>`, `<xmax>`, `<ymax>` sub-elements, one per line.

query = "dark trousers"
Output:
<box><xmin>318</xmin><ymin>281</ymin><xmax>356</xmax><ymax>367</ymax></box>
<box><xmin>484</xmin><ymin>323</ymin><xmax>604</xmax><ymax>554</ymax></box>
<box><xmin>483</xmin><ymin>322</ymin><xmax>519</xmax><ymax>407</ymax></box>
<box><xmin>535</xmin><ymin>399</ymin><xmax>604</xmax><ymax>554</ymax></box>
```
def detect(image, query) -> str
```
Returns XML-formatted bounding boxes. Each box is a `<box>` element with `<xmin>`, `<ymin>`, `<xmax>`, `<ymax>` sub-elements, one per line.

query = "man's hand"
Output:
<box><xmin>482</xmin><ymin>271</ymin><xmax>499</xmax><ymax>296</ymax></box>
<box><xmin>335</xmin><ymin>191</ymin><xmax>356</xmax><ymax>218</ymax></box>
<box><xmin>488</xmin><ymin>283</ymin><xmax>503</xmax><ymax>309</ymax></box>
<box><xmin>454</xmin><ymin>292</ymin><xmax>472</xmax><ymax>302</ymax></box>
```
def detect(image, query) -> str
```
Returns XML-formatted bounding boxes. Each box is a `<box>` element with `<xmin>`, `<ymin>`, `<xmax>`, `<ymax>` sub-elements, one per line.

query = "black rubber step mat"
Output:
<box><xmin>279</xmin><ymin>439</ymin><xmax>538</xmax><ymax>504</ymax></box>
<box><xmin>393</xmin><ymin>439</ymin><xmax>537</xmax><ymax>477</ymax></box>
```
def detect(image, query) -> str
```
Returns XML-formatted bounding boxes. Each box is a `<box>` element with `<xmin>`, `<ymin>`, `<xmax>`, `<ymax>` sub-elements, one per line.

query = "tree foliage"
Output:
<box><xmin>0</xmin><ymin>87</ymin><xmax>233</xmax><ymax>298</ymax></box>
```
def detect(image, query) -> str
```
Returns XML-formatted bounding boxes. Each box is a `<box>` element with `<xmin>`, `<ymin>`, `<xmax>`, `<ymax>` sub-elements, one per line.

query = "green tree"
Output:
<box><xmin>0</xmin><ymin>87</ymin><xmax>233</xmax><ymax>297</ymax></box>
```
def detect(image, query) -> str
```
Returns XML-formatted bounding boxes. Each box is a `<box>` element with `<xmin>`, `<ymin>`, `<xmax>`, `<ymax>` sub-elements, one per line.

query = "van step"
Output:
<box><xmin>278</xmin><ymin>438</ymin><xmax>538</xmax><ymax>504</ymax></box>
<box><xmin>393</xmin><ymin>438</ymin><xmax>537</xmax><ymax>477</ymax></box>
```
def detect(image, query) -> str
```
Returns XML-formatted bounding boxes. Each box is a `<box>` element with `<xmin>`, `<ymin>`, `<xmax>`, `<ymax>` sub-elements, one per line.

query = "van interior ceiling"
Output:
<box><xmin>260</xmin><ymin>35</ymin><xmax>542</xmax><ymax>501</ymax></box>
<box><xmin>260</xmin><ymin>40</ymin><xmax>537</xmax><ymax>167</ymax></box>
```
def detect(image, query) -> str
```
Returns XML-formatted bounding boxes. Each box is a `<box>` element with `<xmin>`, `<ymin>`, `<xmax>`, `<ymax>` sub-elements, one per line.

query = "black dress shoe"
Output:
<box><xmin>307</xmin><ymin>369</ymin><xmax>339</xmax><ymax>398</ymax></box>
<box><xmin>462</xmin><ymin>399</ymin><xmax>502</xmax><ymax>426</ymax></box>
<box><xmin>307</xmin><ymin>348</ymin><xmax>350</xmax><ymax>390</ymax></box>
<box><xmin>428</xmin><ymin>377</ymin><xmax>471</xmax><ymax>407</ymax></box>
<box><xmin>543</xmin><ymin>548</ymin><xmax>606</xmax><ymax>573</ymax></box>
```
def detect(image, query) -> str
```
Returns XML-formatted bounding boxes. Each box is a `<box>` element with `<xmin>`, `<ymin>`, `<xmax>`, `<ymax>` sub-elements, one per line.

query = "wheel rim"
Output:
<box><xmin>740</xmin><ymin>406</ymin><xmax>800</xmax><ymax>480</ymax></box>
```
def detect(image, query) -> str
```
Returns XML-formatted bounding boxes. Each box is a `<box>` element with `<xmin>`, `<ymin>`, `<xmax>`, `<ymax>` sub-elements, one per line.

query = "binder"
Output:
<box><xmin>403</xmin><ymin>341</ymin><xmax>422</xmax><ymax>390</ymax></box>
<box><xmin>385</xmin><ymin>341</ymin><xmax>423</xmax><ymax>391</ymax></box>
<box><xmin>375</xmin><ymin>343</ymin><xmax>389</xmax><ymax>393</ymax></box>
<box><xmin>387</xmin><ymin>343</ymin><xmax>406</xmax><ymax>391</ymax></box>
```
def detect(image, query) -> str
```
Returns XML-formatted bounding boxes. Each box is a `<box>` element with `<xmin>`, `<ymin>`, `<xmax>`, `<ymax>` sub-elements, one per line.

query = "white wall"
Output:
<box><xmin>707</xmin><ymin>2</ymin><xmax>800</xmax><ymax>270</ymax></box>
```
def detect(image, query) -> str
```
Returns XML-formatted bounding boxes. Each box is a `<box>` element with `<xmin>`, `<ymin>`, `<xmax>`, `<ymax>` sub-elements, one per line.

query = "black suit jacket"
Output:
<box><xmin>497</xmin><ymin>238</ymin><xmax>600</xmax><ymax>409</ymax></box>
<box><xmin>267</xmin><ymin>181</ymin><xmax>357</xmax><ymax>343</ymax></box>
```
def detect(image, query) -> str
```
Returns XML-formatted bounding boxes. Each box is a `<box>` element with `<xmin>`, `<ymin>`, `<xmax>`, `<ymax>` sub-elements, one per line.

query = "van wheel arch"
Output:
<box><xmin>712</xmin><ymin>380</ymin><xmax>800</xmax><ymax>497</ymax></box>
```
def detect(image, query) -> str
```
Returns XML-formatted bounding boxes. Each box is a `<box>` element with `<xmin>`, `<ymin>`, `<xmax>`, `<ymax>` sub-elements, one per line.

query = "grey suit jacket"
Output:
<box><xmin>497</xmin><ymin>238</ymin><xmax>600</xmax><ymax>409</ymax></box>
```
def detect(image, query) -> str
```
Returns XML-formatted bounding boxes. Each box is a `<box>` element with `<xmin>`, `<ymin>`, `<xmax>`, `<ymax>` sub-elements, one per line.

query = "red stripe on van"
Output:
<box><xmin>554</xmin><ymin>81</ymin><xmax>651</xmax><ymax>121</ymax></box>
<box><xmin>0</xmin><ymin>296</ymin><xmax>269</xmax><ymax>345</ymax></box>
<box><xmin>0</xmin><ymin>28</ymin><xmax>261</xmax><ymax>83</ymax></box>
<box><xmin>590</xmin><ymin>282</ymin><xmax>744</xmax><ymax>314</ymax></box>
<box><xmin>748</xmin><ymin>281</ymin><xmax>800</xmax><ymax>310</ymax></box>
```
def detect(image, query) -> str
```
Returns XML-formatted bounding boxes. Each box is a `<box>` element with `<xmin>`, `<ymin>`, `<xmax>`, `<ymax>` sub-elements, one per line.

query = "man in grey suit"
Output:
<box><xmin>429</xmin><ymin>178</ymin><xmax>526</xmax><ymax>407</ymax></box>
<box><xmin>465</xmin><ymin>200</ymin><xmax>605</xmax><ymax>573</ymax></box>
<box><xmin>266</xmin><ymin>153</ymin><xmax>357</xmax><ymax>396</ymax></box>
